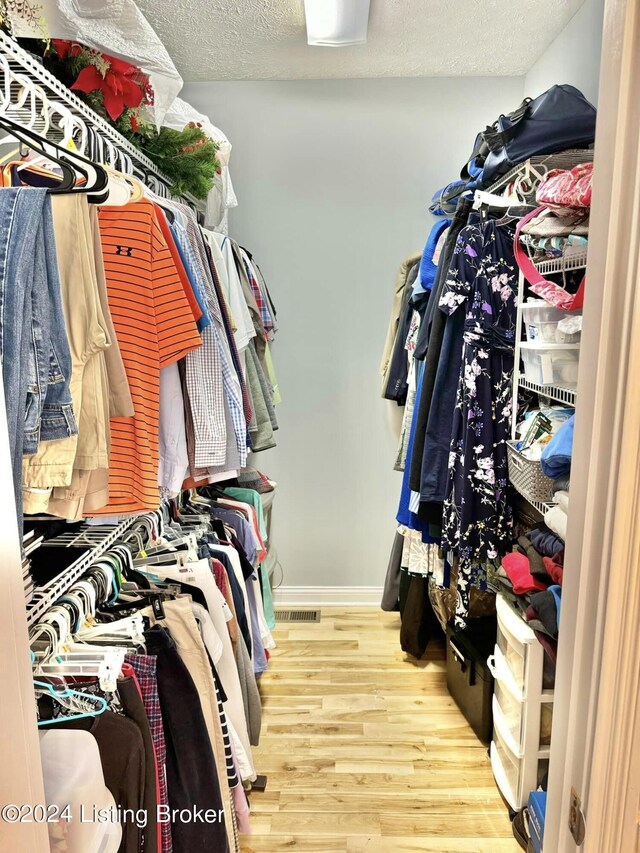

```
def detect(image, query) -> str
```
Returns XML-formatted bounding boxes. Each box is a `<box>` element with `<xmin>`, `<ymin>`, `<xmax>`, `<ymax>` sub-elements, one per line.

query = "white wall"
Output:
<box><xmin>184</xmin><ymin>77</ymin><xmax>522</xmax><ymax>589</ymax></box>
<box><xmin>524</xmin><ymin>0</ymin><xmax>604</xmax><ymax>104</ymax></box>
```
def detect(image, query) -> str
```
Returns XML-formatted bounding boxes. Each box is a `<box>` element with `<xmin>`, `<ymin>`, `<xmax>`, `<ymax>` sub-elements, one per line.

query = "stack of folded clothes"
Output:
<box><xmin>493</xmin><ymin>523</ymin><xmax>564</xmax><ymax>665</ymax></box>
<box><xmin>541</xmin><ymin>415</ymin><xmax>574</xmax><ymax>542</ymax></box>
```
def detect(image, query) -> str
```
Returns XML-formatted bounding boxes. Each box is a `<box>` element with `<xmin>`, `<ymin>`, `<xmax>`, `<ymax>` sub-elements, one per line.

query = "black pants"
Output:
<box><xmin>146</xmin><ymin>626</ymin><xmax>230</xmax><ymax>853</ymax></box>
<box><xmin>118</xmin><ymin>675</ymin><xmax>159</xmax><ymax>853</ymax></box>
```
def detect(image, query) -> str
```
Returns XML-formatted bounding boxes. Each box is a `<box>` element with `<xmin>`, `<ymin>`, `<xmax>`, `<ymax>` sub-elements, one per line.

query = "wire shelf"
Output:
<box><xmin>531</xmin><ymin>251</ymin><xmax>589</xmax><ymax>276</ymax></box>
<box><xmin>25</xmin><ymin>517</ymin><xmax>138</xmax><ymax>628</ymax></box>
<box><xmin>485</xmin><ymin>149</ymin><xmax>595</xmax><ymax>195</ymax></box>
<box><xmin>0</xmin><ymin>33</ymin><xmax>203</xmax><ymax>211</ymax></box>
<box><xmin>519</xmin><ymin>378</ymin><xmax>577</xmax><ymax>407</ymax></box>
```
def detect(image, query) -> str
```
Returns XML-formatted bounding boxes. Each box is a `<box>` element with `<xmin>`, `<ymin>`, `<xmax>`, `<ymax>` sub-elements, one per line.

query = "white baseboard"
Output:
<box><xmin>273</xmin><ymin>586</ymin><xmax>383</xmax><ymax>606</ymax></box>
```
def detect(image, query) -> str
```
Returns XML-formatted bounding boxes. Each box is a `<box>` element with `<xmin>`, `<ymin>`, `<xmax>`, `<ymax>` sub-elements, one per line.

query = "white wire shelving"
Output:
<box><xmin>25</xmin><ymin>518</ymin><xmax>139</xmax><ymax>627</ymax></box>
<box><xmin>0</xmin><ymin>32</ymin><xmax>204</xmax><ymax>212</ymax></box>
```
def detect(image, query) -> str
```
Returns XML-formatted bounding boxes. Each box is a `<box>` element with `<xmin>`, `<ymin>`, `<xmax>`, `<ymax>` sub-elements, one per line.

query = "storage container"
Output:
<box><xmin>489</xmin><ymin>595</ymin><xmax>555</xmax><ymax>810</ymax></box>
<box><xmin>521</xmin><ymin>300</ymin><xmax>565</xmax><ymax>343</ymax></box>
<box><xmin>521</xmin><ymin>300</ymin><xmax>582</xmax><ymax>344</ymax></box>
<box><xmin>520</xmin><ymin>341</ymin><xmax>580</xmax><ymax>387</ymax></box>
<box><xmin>492</xmin><ymin>669</ymin><xmax>554</xmax><ymax>752</ymax></box>
<box><xmin>446</xmin><ymin>620</ymin><xmax>496</xmax><ymax>744</ymax></box>
<box><xmin>490</xmin><ymin>717</ymin><xmax>549</xmax><ymax>811</ymax></box>
<box><xmin>507</xmin><ymin>441</ymin><xmax>555</xmax><ymax>504</ymax></box>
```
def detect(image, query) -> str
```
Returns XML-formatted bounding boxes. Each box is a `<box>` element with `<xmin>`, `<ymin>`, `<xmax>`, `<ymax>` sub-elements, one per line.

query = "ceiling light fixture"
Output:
<box><xmin>304</xmin><ymin>0</ymin><xmax>371</xmax><ymax>47</ymax></box>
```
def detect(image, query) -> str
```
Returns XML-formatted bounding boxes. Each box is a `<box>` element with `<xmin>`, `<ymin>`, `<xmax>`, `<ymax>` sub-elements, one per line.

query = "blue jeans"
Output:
<box><xmin>0</xmin><ymin>188</ymin><xmax>77</xmax><ymax>518</ymax></box>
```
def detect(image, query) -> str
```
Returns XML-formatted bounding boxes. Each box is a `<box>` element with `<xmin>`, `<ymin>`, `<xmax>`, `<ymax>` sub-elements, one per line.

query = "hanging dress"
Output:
<box><xmin>439</xmin><ymin>219</ymin><xmax>517</xmax><ymax>627</ymax></box>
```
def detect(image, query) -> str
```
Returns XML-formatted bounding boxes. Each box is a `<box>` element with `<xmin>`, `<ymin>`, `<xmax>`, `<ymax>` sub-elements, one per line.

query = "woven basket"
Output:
<box><xmin>507</xmin><ymin>441</ymin><xmax>554</xmax><ymax>504</ymax></box>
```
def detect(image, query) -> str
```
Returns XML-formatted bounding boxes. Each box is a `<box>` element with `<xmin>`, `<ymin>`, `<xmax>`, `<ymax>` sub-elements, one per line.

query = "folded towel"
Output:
<box><xmin>545</xmin><ymin>505</ymin><xmax>567</xmax><ymax>542</ymax></box>
<box><xmin>541</xmin><ymin>415</ymin><xmax>575</xmax><ymax>479</ymax></box>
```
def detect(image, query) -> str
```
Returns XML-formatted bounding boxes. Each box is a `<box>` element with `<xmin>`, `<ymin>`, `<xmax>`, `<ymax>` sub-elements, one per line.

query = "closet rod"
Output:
<box><xmin>0</xmin><ymin>32</ymin><xmax>203</xmax><ymax>212</ymax></box>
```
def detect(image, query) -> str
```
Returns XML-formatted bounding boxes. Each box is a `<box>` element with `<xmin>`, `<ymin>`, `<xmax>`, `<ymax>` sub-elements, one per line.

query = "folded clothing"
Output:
<box><xmin>530</xmin><ymin>585</ymin><xmax>562</xmax><ymax>637</ymax></box>
<box><xmin>541</xmin><ymin>415</ymin><xmax>575</xmax><ymax>479</ymax></box>
<box><xmin>517</xmin><ymin>536</ymin><xmax>547</xmax><ymax>578</ymax></box>
<box><xmin>545</xmin><ymin>505</ymin><xmax>567</xmax><ymax>543</ymax></box>
<box><xmin>552</xmin><ymin>476</ymin><xmax>570</xmax><ymax>495</ymax></box>
<box><xmin>555</xmin><ymin>490</ymin><xmax>570</xmax><ymax>514</ymax></box>
<box><xmin>535</xmin><ymin>630</ymin><xmax>558</xmax><ymax>665</ymax></box>
<box><xmin>526</xmin><ymin>605</ymin><xmax>554</xmax><ymax>638</ymax></box>
<box><xmin>543</xmin><ymin>556</ymin><xmax>564</xmax><ymax>585</ymax></box>
<box><xmin>529</xmin><ymin>526</ymin><xmax>565</xmax><ymax>558</ymax></box>
<box><xmin>502</xmin><ymin>552</ymin><xmax>549</xmax><ymax>596</ymax></box>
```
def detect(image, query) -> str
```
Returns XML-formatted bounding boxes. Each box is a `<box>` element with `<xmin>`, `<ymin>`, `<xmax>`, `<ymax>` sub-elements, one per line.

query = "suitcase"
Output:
<box><xmin>446</xmin><ymin>617</ymin><xmax>497</xmax><ymax>744</ymax></box>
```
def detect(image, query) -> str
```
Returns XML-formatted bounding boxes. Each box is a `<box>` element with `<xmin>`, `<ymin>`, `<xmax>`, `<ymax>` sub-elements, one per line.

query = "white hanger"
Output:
<box><xmin>36</xmin><ymin>647</ymin><xmax>126</xmax><ymax>693</ymax></box>
<box><xmin>75</xmin><ymin>613</ymin><xmax>146</xmax><ymax>649</ymax></box>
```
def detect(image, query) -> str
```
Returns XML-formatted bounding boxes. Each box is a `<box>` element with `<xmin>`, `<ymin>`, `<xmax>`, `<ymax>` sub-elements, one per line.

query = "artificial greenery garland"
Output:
<box><xmin>137</xmin><ymin>123</ymin><xmax>221</xmax><ymax>200</ymax></box>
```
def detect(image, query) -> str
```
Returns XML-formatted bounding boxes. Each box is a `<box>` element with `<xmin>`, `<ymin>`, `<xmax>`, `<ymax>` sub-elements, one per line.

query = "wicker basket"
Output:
<box><xmin>507</xmin><ymin>441</ymin><xmax>554</xmax><ymax>504</ymax></box>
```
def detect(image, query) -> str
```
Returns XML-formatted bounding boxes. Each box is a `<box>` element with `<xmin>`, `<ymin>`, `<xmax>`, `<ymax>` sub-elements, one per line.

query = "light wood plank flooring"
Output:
<box><xmin>241</xmin><ymin>607</ymin><xmax>519</xmax><ymax>853</ymax></box>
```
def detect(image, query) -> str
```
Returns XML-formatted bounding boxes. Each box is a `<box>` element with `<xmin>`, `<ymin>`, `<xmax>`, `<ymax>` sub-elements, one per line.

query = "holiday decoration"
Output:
<box><xmin>47</xmin><ymin>40</ymin><xmax>153</xmax><ymax>137</ymax></box>
<box><xmin>140</xmin><ymin>122</ymin><xmax>221</xmax><ymax>200</ymax></box>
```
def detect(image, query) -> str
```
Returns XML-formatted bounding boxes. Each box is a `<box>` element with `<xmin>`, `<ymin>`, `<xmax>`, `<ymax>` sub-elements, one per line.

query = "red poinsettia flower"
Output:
<box><xmin>71</xmin><ymin>54</ymin><xmax>146</xmax><ymax>121</ymax></box>
<box><xmin>52</xmin><ymin>39</ymin><xmax>84</xmax><ymax>59</ymax></box>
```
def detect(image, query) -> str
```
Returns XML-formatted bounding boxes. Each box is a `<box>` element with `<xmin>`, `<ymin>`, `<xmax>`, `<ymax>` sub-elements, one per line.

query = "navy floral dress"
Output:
<box><xmin>439</xmin><ymin>220</ymin><xmax>517</xmax><ymax>627</ymax></box>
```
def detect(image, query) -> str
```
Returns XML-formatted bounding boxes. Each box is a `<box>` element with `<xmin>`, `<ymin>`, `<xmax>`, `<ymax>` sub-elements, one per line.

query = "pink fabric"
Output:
<box><xmin>536</xmin><ymin>163</ymin><xmax>593</xmax><ymax>210</ymax></box>
<box><xmin>229</xmin><ymin>745</ymin><xmax>251</xmax><ymax>834</ymax></box>
<box><xmin>543</xmin><ymin>556</ymin><xmax>564</xmax><ymax>586</ymax></box>
<box><xmin>514</xmin><ymin>208</ymin><xmax>585</xmax><ymax>311</ymax></box>
<box><xmin>502</xmin><ymin>552</ymin><xmax>549</xmax><ymax>595</ymax></box>
<box><xmin>212</xmin><ymin>557</ymin><xmax>228</xmax><ymax>598</ymax></box>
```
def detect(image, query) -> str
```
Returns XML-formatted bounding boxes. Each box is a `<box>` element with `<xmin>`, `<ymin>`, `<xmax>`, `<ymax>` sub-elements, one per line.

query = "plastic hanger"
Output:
<box><xmin>0</xmin><ymin>114</ymin><xmax>109</xmax><ymax>196</ymax></box>
<box><xmin>34</xmin><ymin>679</ymin><xmax>108</xmax><ymax>726</ymax></box>
<box><xmin>35</xmin><ymin>647</ymin><xmax>126</xmax><ymax>692</ymax></box>
<box><xmin>0</xmin><ymin>118</ymin><xmax>77</xmax><ymax>191</ymax></box>
<box><xmin>75</xmin><ymin>613</ymin><xmax>147</xmax><ymax>648</ymax></box>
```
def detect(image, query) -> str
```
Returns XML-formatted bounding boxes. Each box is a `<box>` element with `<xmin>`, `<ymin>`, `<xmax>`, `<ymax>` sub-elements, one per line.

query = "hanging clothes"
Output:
<box><xmin>439</xmin><ymin>219</ymin><xmax>518</xmax><ymax>626</ymax></box>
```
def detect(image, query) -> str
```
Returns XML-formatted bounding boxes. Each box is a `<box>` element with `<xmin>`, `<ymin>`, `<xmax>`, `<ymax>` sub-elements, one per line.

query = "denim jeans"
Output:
<box><xmin>0</xmin><ymin>188</ymin><xmax>77</xmax><ymax>518</ymax></box>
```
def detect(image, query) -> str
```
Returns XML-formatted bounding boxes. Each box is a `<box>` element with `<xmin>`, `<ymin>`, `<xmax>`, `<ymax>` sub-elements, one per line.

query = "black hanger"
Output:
<box><xmin>0</xmin><ymin>114</ymin><xmax>109</xmax><ymax>199</ymax></box>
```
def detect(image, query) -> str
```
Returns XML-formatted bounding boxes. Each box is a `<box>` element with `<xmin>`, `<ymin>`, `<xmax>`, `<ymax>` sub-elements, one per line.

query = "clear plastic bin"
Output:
<box><xmin>494</xmin><ymin>680</ymin><xmax>554</xmax><ymax>750</ymax></box>
<box><xmin>520</xmin><ymin>341</ymin><xmax>580</xmax><ymax>387</ymax></box>
<box><xmin>522</xmin><ymin>300</ymin><xmax>565</xmax><ymax>342</ymax></box>
<box><xmin>521</xmin><ymin>300</ymin><xmax>582</xmax><ymax>343</ymax></box>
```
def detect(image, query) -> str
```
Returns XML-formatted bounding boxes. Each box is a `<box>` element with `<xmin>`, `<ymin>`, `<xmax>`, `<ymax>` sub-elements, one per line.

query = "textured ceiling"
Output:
<box><xmin>137</xmin><ymin>0</ymin><xmax>586</xmax><ymax>82</ymax></box>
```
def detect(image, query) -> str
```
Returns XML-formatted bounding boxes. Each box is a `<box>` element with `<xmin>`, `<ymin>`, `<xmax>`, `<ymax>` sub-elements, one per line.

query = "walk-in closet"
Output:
<box><xmin>0</xmin><ymin>1</ymin><xmax>638</xmax><ymax>852</ymax></box>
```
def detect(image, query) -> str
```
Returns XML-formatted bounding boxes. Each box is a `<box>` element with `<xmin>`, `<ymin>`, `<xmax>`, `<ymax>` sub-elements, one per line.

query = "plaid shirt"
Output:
<box><xmin>125</xmin><ymin>654</ymin><xmax>173</xmax><ymax>853</ymax></box>
<box><xmin>204</xmin><ymin>238</ymin><xmax>253</xmax><ymax>440</ymax></box>
<box><xmin>241</xmin><ymin>251</ymin><xmax>274</xmax><ymax>336</ymax></box>
<box><xmin>170</xmin><ymin>214</ymin><xmax>227</xmax><ymax>468</ymax></box>
<box><xmin>172</xmin><ymin>206</ymin><xmax>247</xmax><ymax>469</ymax></box>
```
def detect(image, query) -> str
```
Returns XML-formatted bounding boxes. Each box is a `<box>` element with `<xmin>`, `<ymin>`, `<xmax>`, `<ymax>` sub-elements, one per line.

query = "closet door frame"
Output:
<box><xmin>545</xmin><ymin>0</ymin><xmax>640</xmax><ymax>850</ymax></box>
<box><xmin>0</xmin><ymin>378</ymin><xmax>48</xmax><ymax>852</ymax></box>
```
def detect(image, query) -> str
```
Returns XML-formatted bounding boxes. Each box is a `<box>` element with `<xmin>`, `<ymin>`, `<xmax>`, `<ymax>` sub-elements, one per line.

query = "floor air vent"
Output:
<box><xmin>274</xmin><ymin>609</ymin><xmax>321</xmax><ymax>623</ymax></box>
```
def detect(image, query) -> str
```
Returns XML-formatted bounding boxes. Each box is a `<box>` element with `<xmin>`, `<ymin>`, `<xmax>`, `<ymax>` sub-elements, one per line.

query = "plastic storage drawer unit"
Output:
<box><xmin>520</xmin><ymin>341</ymin><xmax>580</xmax><ymax>387</ymax></box>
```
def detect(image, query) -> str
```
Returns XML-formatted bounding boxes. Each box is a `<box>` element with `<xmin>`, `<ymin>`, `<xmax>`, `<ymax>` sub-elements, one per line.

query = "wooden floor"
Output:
<box><xmin>241</xmin><ymin>607</ymin><xmax>519</xmax><ymax>853</ymax></box>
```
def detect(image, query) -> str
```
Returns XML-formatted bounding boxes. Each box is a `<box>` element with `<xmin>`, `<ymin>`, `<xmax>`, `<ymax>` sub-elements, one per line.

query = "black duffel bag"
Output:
<box><xmin>462</xmin><ymin>84</ymin><xmax>597</xmax><ymax>187</ymax></box>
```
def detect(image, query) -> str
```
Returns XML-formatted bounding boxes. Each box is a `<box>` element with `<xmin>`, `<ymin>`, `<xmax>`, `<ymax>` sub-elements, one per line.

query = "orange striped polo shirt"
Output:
<box><xmin>87</xmin><ymin>200</ymin><xmax>201</xmax><ymax>516</ymax></box>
